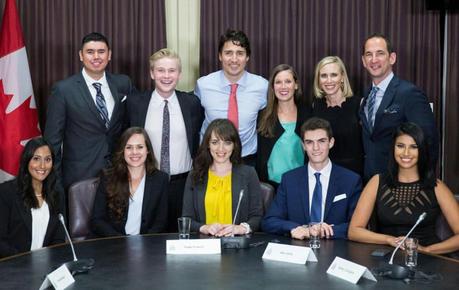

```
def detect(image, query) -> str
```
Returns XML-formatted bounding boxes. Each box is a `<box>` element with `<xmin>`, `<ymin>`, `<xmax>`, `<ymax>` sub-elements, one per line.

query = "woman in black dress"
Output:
<box><xmin>312</xmin><ymin>56</ymin><xmax>363</xmax><ymax>176</ymax></box>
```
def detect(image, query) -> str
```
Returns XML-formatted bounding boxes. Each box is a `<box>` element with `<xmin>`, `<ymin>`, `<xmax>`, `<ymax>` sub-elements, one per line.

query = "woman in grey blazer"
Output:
<box><xmin>182</xmin><ymin>119</ymin><xmax>263</xmax><ymax>236</ymax></box>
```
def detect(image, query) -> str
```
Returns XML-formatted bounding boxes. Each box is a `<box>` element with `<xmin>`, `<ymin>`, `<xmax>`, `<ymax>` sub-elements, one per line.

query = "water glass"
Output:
<box><xmin>404</xmin><ymin>238</ymin><xmax>418</xmax><ymax>267</ymax></box>
<box><xmin>177</xmin><ymin>217</ymin><xmax>191</xmax><ymax>239</ymax></box>
<box><xmin>308</xmin><ymin>222</ymin><xmax>321</xmax><ymax>249</ymax></box>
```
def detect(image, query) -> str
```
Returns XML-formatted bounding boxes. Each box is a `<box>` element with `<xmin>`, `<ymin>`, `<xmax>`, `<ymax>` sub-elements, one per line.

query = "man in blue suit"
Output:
<box><xmin>359</xmin><ymin>33</ymin><xmax>439</xmax><ymax>182</ymax></box>
<box><xmin>262</xmin><ymin>118</ymin><xmax>362</xmax><ymax>240</ymax></box>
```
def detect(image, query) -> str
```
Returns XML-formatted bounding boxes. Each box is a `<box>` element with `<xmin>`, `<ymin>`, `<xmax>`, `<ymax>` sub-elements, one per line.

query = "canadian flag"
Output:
<box><xmin>0</xmin><ymin>0</ymin><xmax>41</xmax><ymax>182</ymax></box>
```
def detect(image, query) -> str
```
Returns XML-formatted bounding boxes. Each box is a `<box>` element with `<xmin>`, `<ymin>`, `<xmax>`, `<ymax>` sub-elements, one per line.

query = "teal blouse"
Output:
<box><xmin>267</xmin><ymin>122</ymin><xmax>304</xmax><ymax>183</ymax></box>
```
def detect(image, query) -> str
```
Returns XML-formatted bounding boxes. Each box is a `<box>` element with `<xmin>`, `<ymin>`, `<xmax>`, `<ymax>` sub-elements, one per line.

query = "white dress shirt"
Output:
<box><xmin>30</xmin><ymin>201</ymin><xmax>50</xmax><ymax>251</ymax></box>
<box><xmin>125</xmin><ymin>173</ymin><xmax>146</xmax><ymax>235</ymax></box>
<box><xmin>144</xmin><ymin>90</ymin><xmax>192</xmax><ymax>175</ymax></box>
<box><xmin>307</xmin><ymin>160</ymin><xmax>332</xmax><ymax>222</ymax></box>
<box><xmin>81</xmin><ymin>68</ymin><xmax>115</xmax><ymax>119</ymax></box>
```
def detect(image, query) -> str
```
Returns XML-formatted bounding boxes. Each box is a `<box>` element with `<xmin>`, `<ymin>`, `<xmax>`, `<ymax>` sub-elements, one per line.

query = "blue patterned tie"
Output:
<box><xmin>367</xmin><ymin>86</ymin><xmax>379</xmax><ymax>128</ymax></box>
<box><xmin>160</xmin><ymin>100</ymin><xmax>170</xmax><ymax>174</ymax></box>
<box><xmin>92</xmin><ymin>82</ymin><xmax>109</xmax><ymax>128</ymax></box>
<box><xmin>310</xmin><ymin>172</ymin><xmax>322</xmax><ymax>222</ymax></box>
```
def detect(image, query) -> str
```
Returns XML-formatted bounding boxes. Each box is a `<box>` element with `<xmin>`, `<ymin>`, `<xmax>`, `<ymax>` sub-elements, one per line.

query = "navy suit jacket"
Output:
<box><xmin>126</xmin><ymin>90</ymin><xmax>204</xmax><ymax>158</ymax></box>
<box><xmin>90</xmin><ymin>171</ymin><xmax>169</xmax><ymax>237</ymax></box>
<box><xmin>359</xmin><ymin>75</ymin><xmax>439</xmax><ymax>181</ymax></box>
<box><xmin>261</xmin><ymin>163</ymin><xmax>362</xmax><ymax>239</ymax></box>
<box><xmin>44</xmin><ymin>72</ymin><xmax>135</xmax><ymax>188</ymax></box>
<box><xmin>0</xmin><ymin>180</ymin><xmax>65</xmax><ymax>258</ymax></box>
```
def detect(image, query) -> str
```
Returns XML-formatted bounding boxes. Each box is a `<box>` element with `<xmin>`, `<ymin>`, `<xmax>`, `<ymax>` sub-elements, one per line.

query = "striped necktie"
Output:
<box><xmin>92</xmin><ymin>82</ymin><xmax>109</xmax><ymax>128</ymax></box>
<box><xmin>367</xmin><ymin>86</ymin><xmax>379</xmax><ymax>128</ymax></box>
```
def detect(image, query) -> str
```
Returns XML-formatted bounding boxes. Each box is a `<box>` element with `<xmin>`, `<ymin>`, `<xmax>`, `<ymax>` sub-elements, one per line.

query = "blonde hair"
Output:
<box><xmin>313</xmin><ymin>56</ymin><xmax>353</xmax><ymax>99</ymax></box>
<box><xmin>149</xmin><ymin>48</ymin><xmax>182</xmax><ymax>72</ymax></box>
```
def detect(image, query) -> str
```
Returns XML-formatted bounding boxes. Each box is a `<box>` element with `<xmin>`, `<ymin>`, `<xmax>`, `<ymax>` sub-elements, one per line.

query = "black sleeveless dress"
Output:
<box><xmin>373</xmin><ymin>174</ymin><xmax>441</xmax><ymax>246</ymax></box>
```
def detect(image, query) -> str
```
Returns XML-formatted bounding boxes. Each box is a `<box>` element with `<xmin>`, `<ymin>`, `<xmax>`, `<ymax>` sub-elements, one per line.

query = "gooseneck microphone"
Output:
<box><xmin>374</xmin><ymin>212</ymin><xmax>427</xmax><ymax>280</ymax></box>
<box><xmin>221</xmin><ymin>190</ymin><xmax>249</xmax><ymax>249</ymax></box>
<box><xmin>388</xmin><ymin>212</ymin><xmax>427</xmax><ymax>265</ymax></box>
<box><xmin>231</xmin><ymin>189</ymin><xmax>245</xmax><ymax>236</ymax></box>
<box><xmin>58</xmin><ymin>214</ymin><xmax>95</xmax><ymax>275</ymax></box>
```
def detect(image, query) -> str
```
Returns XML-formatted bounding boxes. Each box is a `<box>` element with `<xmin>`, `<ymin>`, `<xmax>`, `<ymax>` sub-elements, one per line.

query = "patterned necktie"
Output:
<box><xmin>160</xmin><ymin>100</ymin><xmax>170</xmax><ymax>174</ymax></box>
<box><xmin>228</xmin><ymin>83</ymin><xmax>239</xmax><ymax>129</ymax></box>
<box><xmin>92</xmin><ymin>82</ymin><xmax>110</xmax><ymax>128</ymax></box>
<box><xmin>310</xmin><ymin>172</ymin><xmax>322</xmax><ymax>222</ymax></box>
<box><xmin>367</xmin><ymin>86</ymin><xmax>379</xmax><ymax>128</ymax></box>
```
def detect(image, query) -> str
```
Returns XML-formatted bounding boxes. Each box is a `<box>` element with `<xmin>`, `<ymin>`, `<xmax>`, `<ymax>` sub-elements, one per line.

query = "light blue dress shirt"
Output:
<box><xmin>195</xmin><ymin>70</ymin><xmax>268</xmax><ymax>157</ymax></box>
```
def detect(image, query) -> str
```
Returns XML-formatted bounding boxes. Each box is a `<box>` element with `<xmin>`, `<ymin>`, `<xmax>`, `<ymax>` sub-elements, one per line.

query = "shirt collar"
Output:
<box><xmin>372</xmin><ymin>71</ymin><xmax>394</xmax><ymax>93</ymax></box>
<box><xmin>219</xmin><ymin>70</ymin><xmax>248</xmax><ymax>89</ymax></box>
<box><xmin>82</xmin><ymin>68</ymin><xmax>108</xmax><ymax>87</ymax></box>
<box><xmin>152</xmin><ymin>89</ymin><xmax>178</xmax><ymax>105</ymax></box>
<box><xmin>308</xmin><ymin>159</ymin><xmax>332</xmax><ymax>178</ymax></box>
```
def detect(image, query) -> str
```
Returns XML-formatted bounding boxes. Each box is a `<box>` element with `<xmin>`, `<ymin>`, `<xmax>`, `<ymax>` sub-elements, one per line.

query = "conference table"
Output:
<box><xmin>0</xmin><ymin>233</ymin><xmax>458</xmax><ymax>289</ymax></box>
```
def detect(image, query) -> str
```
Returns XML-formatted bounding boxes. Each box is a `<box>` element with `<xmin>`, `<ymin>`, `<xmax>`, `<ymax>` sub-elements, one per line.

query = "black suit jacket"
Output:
<box><xmin>90</xmin><ymin>170</ymin><xmax>169</xmax><ymax>237</ymax></box>
<box><xmin>359</xmin><ymin>76</ymin><xmax>439</xmax><ymax>181</ymax></box>
<box><xmin>126</xmin><ymin>90</ymin><xmax>204</xmax><ymax>158</ymax></box>
<box><xmin>256</xmin><ymin>105</ymin><xmax>312</xmax><ymax>183</ymax></box>
<box><xmin>44</xmin><ymin>71</ymin><xmax>135</xmax><ymax>188</ymax></box>
<box><xmin>0</xmin><ymin>180</ymin><xmax>64</xmax><ymax>258</ymax></box>
<box><xmin>182</xmin><ymin>165</ymin><xmax>263</xmax><ymax>232</ymax></box>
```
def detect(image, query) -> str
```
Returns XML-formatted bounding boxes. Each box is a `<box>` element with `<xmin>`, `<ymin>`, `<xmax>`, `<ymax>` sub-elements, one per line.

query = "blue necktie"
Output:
<box><xmin>92</xmin><ymin>82</ymin><xmax>109</xmax><ymax>128</ymax></box>
<box><xmin>310</xmin><ymin>172</ymin><xmax>322</xmax><ymax>222</ymax></box>
<box><xmin>367</xmin><ymin>86</ymin><xmax>379</xmax><ymax>128</ymax></box>
<box><xmin>160</xmin><ymin>100</ymin><xmax>170</xmax><ymax>174</ymax></box>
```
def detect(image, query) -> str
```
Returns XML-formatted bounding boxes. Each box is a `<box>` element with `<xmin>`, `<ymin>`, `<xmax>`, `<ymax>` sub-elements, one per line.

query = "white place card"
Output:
<box><xmin>326</xmin><ymin>256</ymin><xmax>377</xmax><ymax>284</ymax></box>
<box><xmin>166</xmin><ymin>239</ymin><xmax>221</xmax><ymax>255</ymax></box>
<box><xmin>39</xmin><ymin>264</ymin><xmax>75</xmax><ymax>290</ymax></box>
<box><xmin>262</xmin><ymin>242</ymin><xmax>318</xmax><ymax>264</ymax></box>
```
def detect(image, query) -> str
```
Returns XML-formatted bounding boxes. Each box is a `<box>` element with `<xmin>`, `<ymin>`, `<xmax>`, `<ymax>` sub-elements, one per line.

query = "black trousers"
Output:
<box><xmin>166</xmin><ymin>172</ymin><xmax>189</xmax><ymax>232</ymax></box>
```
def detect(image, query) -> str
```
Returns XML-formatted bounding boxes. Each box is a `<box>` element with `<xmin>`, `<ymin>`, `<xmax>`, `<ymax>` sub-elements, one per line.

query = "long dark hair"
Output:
<box><xmin>105</xmin><ymin>127</ymin><xmax>158</xmax><ymax>221</ymax></box>
<box><xmin>258</xmin><ymin>64</ymin><xmax>303</xmax><ymax>137</ymax></box>
<box><xmin>387</xmin><ymin>122</ymin><xmax>436</xmax><ymax>190</ymax></box>
<box><xmin>17</xmin><ymin>137</ymin><xmax>60</xmax><ymax>213</ymax></box>
<box><xmin>191</xmin><ymin>119</ymin><xmax>242</xmax><ymax>184</ymax></box>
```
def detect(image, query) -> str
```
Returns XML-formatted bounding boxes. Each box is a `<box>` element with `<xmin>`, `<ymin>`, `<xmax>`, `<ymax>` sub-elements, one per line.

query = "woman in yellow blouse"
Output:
<box><xmin>182</xmin><ymin>119</ymin><xmax>263</xmax><ymax>236</ymax></box>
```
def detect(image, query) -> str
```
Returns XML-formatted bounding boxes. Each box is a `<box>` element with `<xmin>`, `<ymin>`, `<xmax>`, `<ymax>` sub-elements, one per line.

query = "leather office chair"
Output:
<box><xmin>259</xmin><ymin>182</ymin><xmax>275</xmax><ymax>215</ymax></box>
<box><xmin>435</xmin><ymin>195</ymin><xmax>459</xmax><ymax>259</ymax></box>
<box><xmin>68</xmin><ymin>177</ymin><xmax>100</xmax><ymax>241</ymax></box>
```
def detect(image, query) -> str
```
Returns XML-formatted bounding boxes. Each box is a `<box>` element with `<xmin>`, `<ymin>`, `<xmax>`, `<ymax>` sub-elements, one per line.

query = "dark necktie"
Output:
<box><xmin>310</xmin><ymin>172</ymin><xmax>322</xmax><ymax>222</ymax></box>
<box><xmin>160</xmin><ymin>100</ymin><xmax>170</xmax><ymax>174</ymax></box>
<box><xmin>92</xmin><ymin>82</ymin><xmax>109</xmax><ymax>128</ymax></box>
<box><xmin>367</xmin><ymin>86</ymin><xmax>379</xmax><ymax>129</ymax></box>
<box><xmin>228</xmin><ymin>83</ymin><xmax>239</xmax><ymax>129</ymax></box>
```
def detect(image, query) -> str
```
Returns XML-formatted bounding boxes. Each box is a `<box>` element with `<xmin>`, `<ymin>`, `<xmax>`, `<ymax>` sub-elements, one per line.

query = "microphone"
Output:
<box><xmin>388</xmin><ymin>212</ymin><xmax>426</xmax><ymax>265</ymax></box>
<box><xmin>221</xmin><ymin>190</ymin><xmax>250</xmax><ymax>249</ymax></box>
<box><xmin>374</xmin><ymin>212</ymin><xmax>426</xmax><ymax>279</ymax></box>
<box><xmin>58</xmin><ymin>214</ymin><xmax>95</xmax><ymax>275</ymax></box>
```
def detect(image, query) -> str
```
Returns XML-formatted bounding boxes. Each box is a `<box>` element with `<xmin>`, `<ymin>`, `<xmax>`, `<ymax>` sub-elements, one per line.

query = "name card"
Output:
<box><xmin>326</xmin><ymin>256</ymin><xmax>377</xmax><ymax>284</ymax></box>
<box><xmin>166</xmin><ymin>239</ymin><xmax>221</xmax><ymax>254</ymax></box>
<box><xmin>262</xmin><ymin>242</ymin><xmax>318</xmax><ymax>264</ymax></box>
<box><xmin>39</xmin><ymin>264</ymin><xmax>75</xmax><ymax>290</ymax></box>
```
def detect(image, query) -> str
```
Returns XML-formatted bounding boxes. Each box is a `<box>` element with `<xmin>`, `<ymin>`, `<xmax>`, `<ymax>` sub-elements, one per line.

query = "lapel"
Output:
<box><xmin>106</xmin><ymin>73</ymin><xmax>122</xmax><ymax>129</ymax></box>
<box><xmin>323</xmin><ymin>163</ymin><xmax>338</xmax><ymax>220</ymax></box>
<box><xmin>176</xmin><ymin>91</ymin><xmax>193</xmax><ymax>149</ymax></box>
<box><xmin>359</xmin><ymin>87</ymin><xmax>372</xmax><ymax>134</ymax></box>
<box><xmin>15</xmin><ymin>195</ymin><xmax>32</xmax><ymax>233</ymax></box>
<box><xmin>75</xmin><ymin>72</ymin><xmax>107</xmax><ymax>130</ymax></box>
<box><xmin>139</xmin><ymin>90</ymin><xmax>153</xmax><ymax>127</ymax></box>
<box><xmin>196</xmin><ymin>175</ymin><xmax>208</xmax><ymax>223</ymax></box>
<box><xmin>299</xmin><ymin>166</ymin><xmax>310</xmax><ymax>221</ymax></box>
<box><xmin>373</xmin><ymin>76</ymin><xmax>398</xmax><ymax>131</ymax></box>
<box><xmin>43</xmin><ymin>211</ymin><xmax>57</xmax><ymax>244</ymax></box>
<box><xmin>140</xmin><ymin>174</ymin><xmax>153</xmax><ymax>229</ymax></box>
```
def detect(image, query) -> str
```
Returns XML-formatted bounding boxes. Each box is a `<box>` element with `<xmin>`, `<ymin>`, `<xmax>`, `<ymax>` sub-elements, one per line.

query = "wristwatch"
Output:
<box><xmin>240</xmin><ymin>222</ymin><xmax>252</xmax><ymax>234</ymax></box>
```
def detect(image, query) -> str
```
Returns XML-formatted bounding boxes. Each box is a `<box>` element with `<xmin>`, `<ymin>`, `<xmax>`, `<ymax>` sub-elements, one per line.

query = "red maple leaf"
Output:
<box><xmin>0</xmin><ymin>79</ymin><xmax>41</xmax><ymax>176</ymax></box>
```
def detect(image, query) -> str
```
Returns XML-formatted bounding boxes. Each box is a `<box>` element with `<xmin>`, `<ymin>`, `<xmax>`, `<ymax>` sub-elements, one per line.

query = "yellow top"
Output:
<box><xmin>205</xmin><ymin>170</ymin><xmax>232</xmax><ymax>225</ymax></box>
